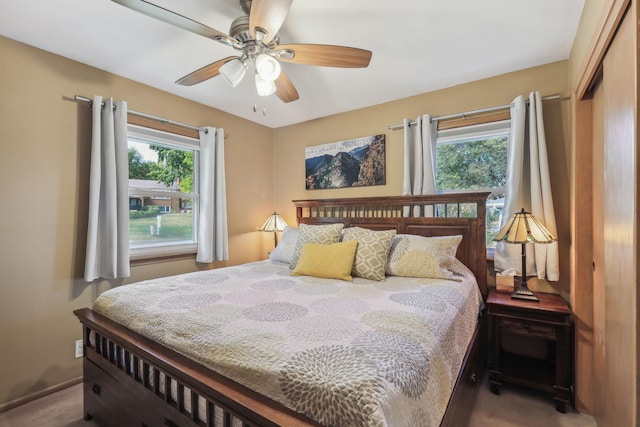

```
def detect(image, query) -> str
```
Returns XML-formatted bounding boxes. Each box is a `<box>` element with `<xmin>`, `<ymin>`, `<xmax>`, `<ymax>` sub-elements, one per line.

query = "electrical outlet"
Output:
<box><xmin>75</xmin><ymin>340</ymin><xmax>84</xmax><ymax>358</ymax></box>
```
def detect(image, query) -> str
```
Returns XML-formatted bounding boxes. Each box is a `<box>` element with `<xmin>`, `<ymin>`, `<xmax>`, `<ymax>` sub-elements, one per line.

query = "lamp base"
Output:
<box><xmin>511</xmin><ymin>287</ymin><xmax>540</xmax><ymax>302</ymax></box>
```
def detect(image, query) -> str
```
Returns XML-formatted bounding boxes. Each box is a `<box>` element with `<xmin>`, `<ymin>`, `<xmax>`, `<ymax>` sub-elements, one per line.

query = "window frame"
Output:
<box><xmin>127</xmin><ymin>124</ymin><xmax>201</xmax><ymax>260</ymax></box>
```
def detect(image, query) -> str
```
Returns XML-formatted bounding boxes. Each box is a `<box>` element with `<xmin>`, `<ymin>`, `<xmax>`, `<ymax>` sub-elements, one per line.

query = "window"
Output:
<box><xmin>127</xmin><ymin>125</ymin><xmax>199</xmax><ymax>258</ymax></box>
<box><xmin>435</xmin><ymin>120</ymin><xmax>510</xmax><ymax>247</ymax></box>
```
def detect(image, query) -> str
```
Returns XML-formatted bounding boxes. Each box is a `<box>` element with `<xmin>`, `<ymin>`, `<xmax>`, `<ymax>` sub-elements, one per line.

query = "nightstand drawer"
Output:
<box><xmin>499</xmin><ymin>317</ymin><xmax>556</xmax><ymax>339</ymax></box>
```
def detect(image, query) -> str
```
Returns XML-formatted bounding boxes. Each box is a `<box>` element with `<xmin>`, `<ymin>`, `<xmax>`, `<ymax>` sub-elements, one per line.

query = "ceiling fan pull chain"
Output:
<box><xmin>252</xmin><ymin>102</ymin><xmax>267</xmax><ymax>116</ymax></box>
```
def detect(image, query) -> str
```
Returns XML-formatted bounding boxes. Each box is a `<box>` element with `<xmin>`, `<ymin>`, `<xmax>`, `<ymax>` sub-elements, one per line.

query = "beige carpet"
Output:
<box><xmin>469</xmin><ymin>380</ymin><xmax>596</xmax><ymax>427</ymax></box>
<box><xmin>0</xmin><ymin>375</ymin><xmax>596</xmax><ymax>427</ymax></box>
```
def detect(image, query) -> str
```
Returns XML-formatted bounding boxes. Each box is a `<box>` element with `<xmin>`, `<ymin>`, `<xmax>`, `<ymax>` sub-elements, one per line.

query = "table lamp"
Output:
<box><xmin>259</xmin><ymin>212</ymin><xmax>288</xmax><ymax>248</ymax></box>
<box><xmin>493</xmin><ymin>208</ymin><xmax>556</xmax><ymax>302</ymax></box>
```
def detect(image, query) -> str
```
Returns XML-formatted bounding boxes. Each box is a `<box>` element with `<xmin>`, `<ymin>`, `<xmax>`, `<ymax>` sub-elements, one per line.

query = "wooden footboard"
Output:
<box><xmin>74</xmin><ymin>308</ymin><xmax>320</xmax><ymax>427</ymax></box>
<box><xmin>75</xmin><ymin>307</ymin><xmax>486</xmax><ymax>427</ymax></box>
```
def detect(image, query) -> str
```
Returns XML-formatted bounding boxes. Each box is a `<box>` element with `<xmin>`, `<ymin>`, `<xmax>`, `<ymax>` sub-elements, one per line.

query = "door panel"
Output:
<box><xmin>591</xmin><ymin>79</ymin><xmax>605</xmax><ymax>422</ymax></box>
<box><xmin>592</xmin><ymin>8</ymin><xmax>637</xmax><ymax>426</ymax></box>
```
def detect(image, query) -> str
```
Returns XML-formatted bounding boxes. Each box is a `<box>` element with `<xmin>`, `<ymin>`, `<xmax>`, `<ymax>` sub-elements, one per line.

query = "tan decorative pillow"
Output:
<box><xmin>342</xmin><ymin>227</ymin><xmax>397</xmax><ymax>281</ymax></box>
<box><xmin>385</xmin><ymin>234</ymin><xmax>463</xmax><ymax>280</ymax></box>
<box><xmin>290</xmin><ymin>223</ymin><xmax>344</xmax><ymax>268</ymax></box>
<box><xmin>291</xmin><ymin>241</ymin><xmax>358</xmax><ymax>281</ymax></box>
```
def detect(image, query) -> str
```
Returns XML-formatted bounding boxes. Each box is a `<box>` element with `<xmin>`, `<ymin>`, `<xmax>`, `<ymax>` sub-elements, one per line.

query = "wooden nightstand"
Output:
<box><xmin>487</xmin><ymin>290</ymin><xmax>572</xmax><ymax>412</ymax></box>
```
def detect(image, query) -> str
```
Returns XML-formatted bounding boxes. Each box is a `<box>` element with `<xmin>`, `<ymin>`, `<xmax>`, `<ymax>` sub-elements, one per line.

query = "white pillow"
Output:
<box><xmin>269</xmin><ymin>226</ymin><xmax>299</xmax><ymax>264</ymax></box>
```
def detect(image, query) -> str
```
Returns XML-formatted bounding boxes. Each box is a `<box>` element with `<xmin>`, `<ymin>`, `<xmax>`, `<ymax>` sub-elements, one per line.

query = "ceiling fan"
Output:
<box><xmin>111</xmin><ymin>0</ymin><xmax>373</xmax><ymax>103</ymax></box>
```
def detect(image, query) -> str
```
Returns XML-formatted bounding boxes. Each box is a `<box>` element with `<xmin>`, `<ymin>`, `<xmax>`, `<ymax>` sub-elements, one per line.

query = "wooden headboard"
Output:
<box><xmin>293</xmin><ymin>192</ymin><xmax>490</xmax><ymax>297</ymax></box>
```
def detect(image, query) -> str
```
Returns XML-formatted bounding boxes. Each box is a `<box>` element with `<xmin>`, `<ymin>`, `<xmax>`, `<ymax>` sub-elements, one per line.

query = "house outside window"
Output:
<box><xmin>435</xmin><ymin>120</ymin><xmax>510</xmax><ymax>247</ymax></box>
<box><xmin>127</xmin><ymin>125</ymin><xmax>199</xmax><ymax>258</ymax></box>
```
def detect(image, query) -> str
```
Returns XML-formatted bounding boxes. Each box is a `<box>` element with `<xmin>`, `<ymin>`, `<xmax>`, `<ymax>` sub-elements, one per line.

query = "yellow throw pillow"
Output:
<box><xmin>289</xmin><ymin>223</ymin><xmax>344</xmax><ymax>268</ymax></box>
<box><xmin>291</xmin><ymin>241</ymin><xmax>358</xmax><ymax>281</ymax></box>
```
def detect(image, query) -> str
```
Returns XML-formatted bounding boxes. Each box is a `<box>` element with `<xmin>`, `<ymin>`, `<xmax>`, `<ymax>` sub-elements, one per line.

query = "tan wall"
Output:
<box><xmin>273</xmin><ymin>61</ymin><xmax>572</xmax><ymax>298</ymax></box>
<box><xmin>0</xmin><ymin>36</ymin><xmax>274</xmax><ymax>405</ymax></box>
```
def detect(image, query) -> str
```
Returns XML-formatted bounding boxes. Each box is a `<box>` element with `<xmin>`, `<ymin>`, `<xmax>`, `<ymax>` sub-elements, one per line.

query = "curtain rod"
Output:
<box><xmin>388</xmin><ymin>94</ymin><xmax>566</xmax><ymax>131</ymax></box>
<box><xmin>74</xmin><ymin>95</ymin><xmax>206</xmax><ymax>134</ymax></box>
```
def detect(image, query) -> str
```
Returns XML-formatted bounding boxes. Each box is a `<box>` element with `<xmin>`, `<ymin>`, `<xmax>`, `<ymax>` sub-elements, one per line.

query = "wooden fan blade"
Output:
<box><xmin>274</xmin><ymin>71</ymin><xmax>299</xmax><ymax>103</ymax></box>
<box><xmin>275</xmin><ymin>44</ymin><xmax>372</xmax><ymax>68</ymax></box>
<box><xmin>112</xmin><ymin>0</ymin><xmax>240</xmax><ymax>47</ymax></box>
<box><xmin>175</xmin><ymin>57</ymin><xmax>238</xmax><ymax>86</ymax></box>
<box><xmin>249</xmin><ymin>0</ymin><xmax>292</xmax><ymax>45</ymax></box>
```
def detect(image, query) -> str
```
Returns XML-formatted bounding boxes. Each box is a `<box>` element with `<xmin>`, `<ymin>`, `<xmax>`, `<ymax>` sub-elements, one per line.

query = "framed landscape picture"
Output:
<box><xmin>305</xmin><ymin>134</ymin><xmax>386</xmax><ymax>190</ymax></box>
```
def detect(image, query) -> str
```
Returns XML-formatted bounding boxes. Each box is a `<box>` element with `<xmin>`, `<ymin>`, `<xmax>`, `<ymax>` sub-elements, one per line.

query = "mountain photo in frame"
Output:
<box><xmin>305</xmin><ymin>134</ymin><xmax>386</xmax><ymax>190</ymax></box>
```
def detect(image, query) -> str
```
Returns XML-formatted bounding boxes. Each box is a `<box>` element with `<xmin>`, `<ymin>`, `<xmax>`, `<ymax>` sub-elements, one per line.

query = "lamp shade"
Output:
<box><xmin>494</xmin><ymin>209</ymin><xmax>556</xmax><ymax>244</ymax></box>
<box><xmin>219</xmin><ymin>58</ymin><xmax>247</xmax><ymax>87</ymax></box>
<box><xmin>255</xmin><ymin>73</ymin><xmax>277</xmax><ymax>96</ymax></box>
<box><xmin>255</xmin><ymin>53</ymin><xmax>281</xmax><ymax>81</ymax></box>
<box><xmin>260</xmin><ymin>212</ymin><xmax>287</xmax><ymax>232</ymax></box>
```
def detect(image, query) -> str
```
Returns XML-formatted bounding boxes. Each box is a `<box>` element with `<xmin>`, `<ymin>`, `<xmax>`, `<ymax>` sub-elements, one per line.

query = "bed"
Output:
<box><xmin>74</xmin><ymin>192</ymin><xmax>489</xmax><ymax>427</ymax></box>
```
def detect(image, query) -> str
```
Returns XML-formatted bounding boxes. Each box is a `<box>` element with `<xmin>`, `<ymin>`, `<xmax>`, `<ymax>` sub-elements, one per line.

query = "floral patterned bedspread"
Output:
<box><xmin>93</xmin><ymin>260</ymin><xmax>483</xmax><ymax>427</ymax></box>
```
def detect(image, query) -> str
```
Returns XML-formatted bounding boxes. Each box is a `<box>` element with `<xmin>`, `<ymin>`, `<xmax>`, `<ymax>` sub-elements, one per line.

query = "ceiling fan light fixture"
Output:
<box><xmin>255</xmin><ymin>73</ymin><xmax>276</xmax><ymax>96</ymax></box>
<box><xmin>255</xmin><ymin>53</ymin><xmax>281</xmax><ymax>81</ymax></box>
<box><xmin>219</xmin><ymin>58</ymin><xmax>247</xmax><ymax>87</ymax></box>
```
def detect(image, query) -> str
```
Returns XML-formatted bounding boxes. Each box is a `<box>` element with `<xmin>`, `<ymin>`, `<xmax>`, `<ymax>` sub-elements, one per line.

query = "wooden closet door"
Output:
<box><xmin>591</xmin><ymin>8</ymin><xmax>637</xmax><ymax>426</ymax></box>
<box><xmin>591</xmin><ymin>78</ymin><xmax>606</xmax><ymax>422</ymax></box>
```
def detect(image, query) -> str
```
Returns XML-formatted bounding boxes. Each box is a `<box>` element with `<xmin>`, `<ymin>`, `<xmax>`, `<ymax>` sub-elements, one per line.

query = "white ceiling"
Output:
<box><xmin>0</xmin><ymin>0</ymin><xmax>584</xmax><ymax>128</ymax></box>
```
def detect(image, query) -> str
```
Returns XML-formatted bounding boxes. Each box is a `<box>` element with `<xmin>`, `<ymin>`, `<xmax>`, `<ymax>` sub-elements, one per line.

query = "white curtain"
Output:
<box><xmin>403</xmin><ymin>114</ymin><xmax>437</xmax><ymax>216</ymax></box>
<box><xmin>196</xmin><ymin>127</ymin><xmax>229</xmax><ymax>263</ymax></box>
<box><xmin>84</xmin><ymin>96</ymin><xmax>130</xmax><ymax>281</ymax></box>
<box><xmin>495</xmin><ymin>92</ymin><xmax>559</xmax><ymax>280</ymax></box>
